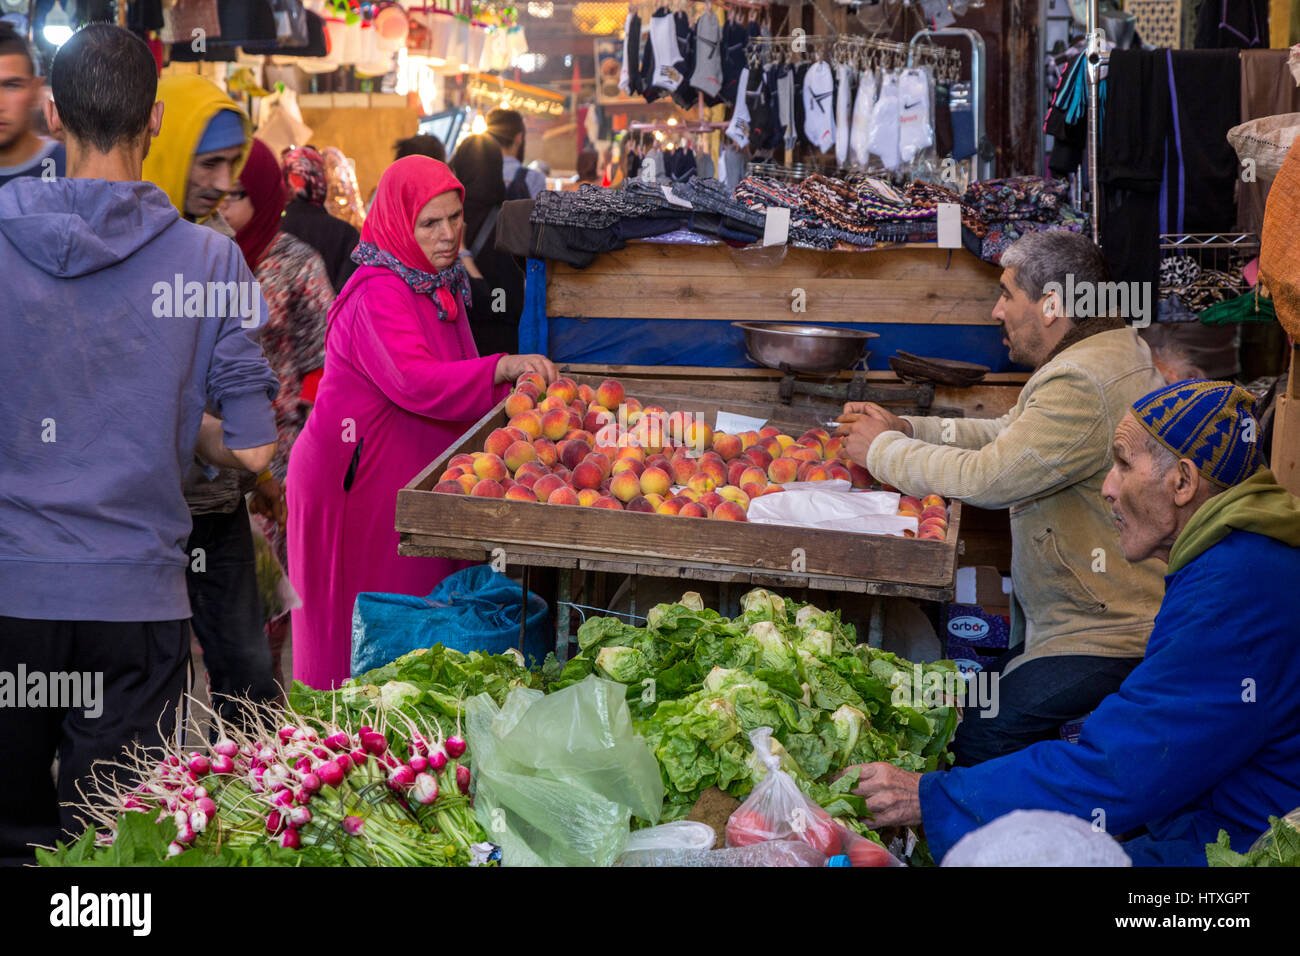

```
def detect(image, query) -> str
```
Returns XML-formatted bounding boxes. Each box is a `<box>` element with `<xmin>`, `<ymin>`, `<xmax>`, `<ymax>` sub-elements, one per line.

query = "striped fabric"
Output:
<box><xmin>1133</xmin><ymin>379</ymin><xmax>1263</xmax><ymax>487</ymax></box>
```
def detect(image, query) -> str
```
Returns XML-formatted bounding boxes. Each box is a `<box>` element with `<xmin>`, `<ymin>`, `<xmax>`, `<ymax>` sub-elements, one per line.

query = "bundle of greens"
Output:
<box><xmin>541</xmin><ymin>590</ymin><xmax>960</xmax><ymax>836</ymax></box>
<box><xmin>1207</xmin><ymin>813</ymin><xmax>1300</xmax><ymax>867</ymax></box>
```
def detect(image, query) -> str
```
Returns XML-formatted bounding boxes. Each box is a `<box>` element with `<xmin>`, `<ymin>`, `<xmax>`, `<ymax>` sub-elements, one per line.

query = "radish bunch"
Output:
<box><xmin>69</xmin><ymin>694</ymin><xmax>486</xmax><ymax>867</ymax></box>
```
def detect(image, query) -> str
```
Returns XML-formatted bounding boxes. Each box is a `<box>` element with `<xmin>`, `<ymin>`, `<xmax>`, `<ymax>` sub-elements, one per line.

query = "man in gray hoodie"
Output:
<box><xmin>0</xmin><ymin>24</ymin><xmax>277</xmax><ymax>862</ymax></box>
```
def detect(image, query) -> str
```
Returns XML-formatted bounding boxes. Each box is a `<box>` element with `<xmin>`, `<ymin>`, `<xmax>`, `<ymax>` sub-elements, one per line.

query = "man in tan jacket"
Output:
<box><xmin>840</xmin><ymin>231</ymin><xmax>1166</xmax><ymax>766</ymax></box>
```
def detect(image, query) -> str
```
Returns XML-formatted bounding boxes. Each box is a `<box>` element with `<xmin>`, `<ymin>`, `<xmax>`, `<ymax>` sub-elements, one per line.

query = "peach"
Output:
<box><xmin>632</xmin><ymin>418</ymin><xmax>665</xmax><ymax>454</ymax></box>
<box><xmin>625</xmin><ymin>410</ymin><xmax>645</xmax><ymax>428</ymax></box>
<box><xmin>898</xmin><ymin>503</ymin><xmax>923</xmax><ymax>519</ymax></box>
<box><xmin>455</xmin><ymin>473</ymin><xmax>478</xmax><ymax>494</ymax></box>
<box><xmin>727</xmin><ymin>460</ymin><xmax>749</xmax><ymax>487</ymax></box>
<box><xmin>657</xmin><ymin>497</ymin><xmax>685</xmax><ymax>515</ymax></box>
<box><xmin>448</xmin><ymin>453</ymin><xmax>476</xmax><ymax>470</ymax></box>
<box><xmin>711</xmin><ymin>432</ymin><xmax>743</xmax><ymax>461</ymax></box>
<box><xmin>598</xmin><ymin>478</ymin><xmax>612</xmax><ymax>495</ymax></box>
<box><xmin>592</xmin><ymin>495</ymin><xmax>623</xmax><ymax>510</ymax></box>
<box><xmin>566</xmin><ymin>410</ymin><xmax>584</xmax><ymax>432</ymax></box>
<box><xmin>625</xmin><ymin>495</ymin><xmax>656</xmax><ymax>513</ymax></box>
<box><xmin>643</xmin><ymin>493</ymin><xmax>665</xmax><ymax>508</ymax></box>
<box><xmin>738</xmin><ymin>430</ymin><xmax>761</xmax><ymax>450</ymax></box>
<box><xmin>640</xmin><ymin>466</ymin><xmax>672</xmax><ymax>497</ymax></box>
<box><xmin>742</xmin><ymin>446</ymin><xmax>773</xmax><ymax>471</ymax></box>
<box><xmin>505</xmin><ymin>485</ymin><xmax>537</xmax><ymax>502</ymax></box>
<box><xmin>922</xmin><ymin>494</ymin><xmax>946</xmax><ymax>509</ymax></box>
<box><xmin>757</xmin><ymin>436</ymin><xmax>784</xmax><ymax>458</ymax></box>
<box><xmin>564</xmin><ymin>429</ymin><xmax>595</xmax><ymax>446</ymax></box>
<box><xmin>680</xmin><ymin>488</ymin><xmax>701</xmax><ymax>502</ymax></box>
<box><xmin>592</xmin><ymin>438</ymin><xmax>619</xmax><ymax>459</ymax></box>
<box><xmin>739</xmin><ymin>466</ymin><xmax>768</xmax><ymax>489</ymax></box>
<box><xmin>433</xmin><ymin>480</ymin><xmax>466</xmax><ymax>494</ymax></box>
<box><xmin>663</xmin><ymin>410</ymin><xmax>689</xmax><ymax>443</ymax></box>
<box><xmin>679</xmin><ymin>501</ymin><xmax>709</xmax><ymax>518</ymax></box>
<box><xmin>881</xmin><ymin>483</ymin><xmax>900</xmax><ymax>493</ymax></box>
<box><xmin>571</xmin><ymin>460</ymin><xmax>605</xmax><ymax>491</ymax></box>
<box><xmin>532</xmin><ymin>438</ymin><xmax>558</xmax><ymax>467</ymax></box>
<box><xmin>540</xmin><ymin>409</ymin><xmax>570</xmax><ymax>441</ymax></box>
<box><xmin>788</xmin><ymin>445</ymin><xmax>820</xmax><ymax>463</ymax></box>
<box><xmin>918</xmin><ymin>525</ymin><xmax>946</xmax><ymax>541</ymax></box>
<box><xmin>483</xmin><ymin>428</ymin><xmax>515</xmax><ymax>459</ymax></box>
<box><xmin>899</xmin><ymin>495</ymin><xmax>923</xmax><ymax>512</ymax></box>
<box><xmin>759</xmin><ymin>426</ymin><xmax>782</xmax><ymax>439</ymax></box>
<box><xmin>547</xmin><ymin>485</ymin><xmax>580</xmax><ymax>506</ymax></box>
<box><xmin>546</xmin><ymin>377</ymin><xmax>579</xmax><ymax>405</ymax></box>
<box><xmin>742</xmin><ymin>482</ymin><xmax>767</xmax><ymax>500</ymax></box>
<box><xmin>440</xmin><ymin>466</ymin><xmax>466</xmax><ymax>482</ymax></box>
<box><xmin>532</xmin><ymin>474</ymin><xmax>566</xmax><ymax>502</ymax></box>
<box><xmin>514</xmin><ymin>471</ymin><xmax>540</xmax><ymax>490</ymax></box>
<box><xmin>712</xmin><ymin>501</ymin><xmax>748</xmax><ymax>521</ymax></box>
<box><xmin>687</xmin><ymin>473</ymin><xmax>716</xmax><ymax>495</ymax></box>
<box><xmin>718</xmin><ymin>485</ymin><xmax>750</xmax><ymax>508</ymax></box>
<box><xmin>586</xmin><ymin>451</ymin><xmax>612</xmax><ymax>479</ymax></box>
<box><xmin>921</xmin><ymin>505</ymin><xmax>948</xmax><ymax>523</ymax></box>
<box><xmin>768</xmin><ymin>458</ymin><xmax>799</xmax><ymax>484</ymax></box>
<box><xmin>516</xmin><ymin>371</ymin><xmax>546</xmax><ymax>392</ymax></box>
<box><xmin>615</xmin><ymin>445</ymin><xmax>646</xmax><ymax>463</ymax></box>
<box><xmin>700</xmin><ymin>492</ymin><xmax>725</xmax><ymax>512</ymax></box>
<box><xmin>595</xmin><ymin>379</ymin><xmax>626</xmax><ymax>411</ymax></box>
<box><xmin>610</xmin><ymin>471</ymin><xmax>642</xmax><ymax>503</ymax></box>
<box><xmin>473</xmin><ymin>454</ymin><xmax>508</xmax><ymax>482</ymax></box>
<box><xmin>583</xmin><ymin>406</ymin><xmax>614</xmax><ymax>434</ymax></box>
<box><xmin>919</xmin><ymin>516</ymin><xmax>948</xmax><ymax>534</ymax></box>
<box><xmin>559</xmin><ymin>438</ymin><xmax>592</xmax><ymax>471</ymax></box>
<box><xmin>761</xmin><ymin>484</ymin><xmax>785</xmax><ymax>496</ymax></box>
<box><xmin>515</xmin><ymin>382</ymin><xmax>541</xmax><ymax>404</ymax></box>
<box><xmin>577</xmin><ymin>383</ymin><xmax>596</xmax><ymax>404</ymax></box>
<box><xmin>774</xmin><ymin>434</ymin><xmax>796</xmax><ymax>450</ymax></box>
<box><xmin>611</xmin><ymin>458</ymin><xmax>645</xmax><ymax>478</ymax></box>
<box><xmin>537</xmin><ymin>395</ymin><xmax>567</xmax><ymax>414</ymax></box>
<box><xmin>641</xmin><ymin>405</ymin><xmax>667</xmax><ymax>418</ymax></box>
<box><xmin>509</xmin><ymin>411</ymin><xmax>543</xmax><ymax>439</ymax></box>
<box><xmin>670</xmin><ymin>457</ymin><xmax>697</xmax><ymax>486</ymax></box>
<box><xmin>827</xmin><ymin>463</ymin><xmax>852</xmax><ymax>483</ymax></box>
<box><xmin>470</xmin><ymin>478</ymin><xmax>505</xmax><ymax>498</ymax></box>
<box><xmin>802</xmin><ymin>427</ymin><xmax>831</xmax><ymax>444</ymax></box>
<box><xmin>501</xmin><ymin>477</ymin><xmax>518</xmax><ymax>491</ymax></box>
<box><xmin>848</xmin><ymin>463</ymin><xmax>873</xmax><ymax>489</ymax></box>
<box><xmin>553</xmin><ymin>466</ymin><xmax>572</xmax><ymax>484</ymax></box>
<box><xmin>697</xmin><ymin>457</ymin><xmax>727</xmax><ymax>486</ymax></box>
<box><xmin>646</xmin><ymin>453</ymin><xmax>672</xmax><ymax>472</ymax></box>
<box><xmin>623</xmin><ymin>397</ymin><xmax>643</xmax><ymax>414</ymax></box>
<box><xmin>823</xmin><ymin>436</ymin><xmax>847</xmax><ymax>460</ymax></box>
<box><xmin>803</xmin><ymin>463</ymin><xmax>834</xmax><ymax>482</ymax></box>
<box><xmin>504</xmin><ymin>391</ymin><xmax>535</xmax><ymax>418</ymax></box>
<box><xmin>683</xmin><ymin>419</ymin><xmax>713</xmax><ymax>453</ymax></box>
<box><xmin>577</xmin><ymin>488</ymin><xmax>601</xmax><ymax>507</ymax></box>
<box><xmin>504</xmin><ymin>440</ymin><xmax>538</xmax><ymax>473</ymax></box>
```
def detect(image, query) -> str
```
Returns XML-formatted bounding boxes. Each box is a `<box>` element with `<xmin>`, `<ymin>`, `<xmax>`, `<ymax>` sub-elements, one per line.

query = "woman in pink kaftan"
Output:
<box><xmin>286</xmin><ymin>156</ymin><xmax>555</xmax><ymax>689</ymax></box>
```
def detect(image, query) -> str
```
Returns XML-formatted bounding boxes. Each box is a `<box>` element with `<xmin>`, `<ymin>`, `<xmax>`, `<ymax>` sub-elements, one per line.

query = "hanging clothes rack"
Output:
<box><xmin>907</xmin><ymin>28</ymin><xmax>991</xmax><ymax>182</ymax></box>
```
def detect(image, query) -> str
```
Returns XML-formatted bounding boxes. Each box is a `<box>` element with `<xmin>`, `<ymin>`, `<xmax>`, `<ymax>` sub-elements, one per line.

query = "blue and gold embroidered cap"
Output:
<box><xmin>1132</xmin><ymin>380</ymin><xmax>1263</xmax><ymax>488</ymax></box>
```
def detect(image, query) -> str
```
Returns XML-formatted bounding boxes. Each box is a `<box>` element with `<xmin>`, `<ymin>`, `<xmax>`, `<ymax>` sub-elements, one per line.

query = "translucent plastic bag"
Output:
<box><xmin>617</xmin><ymin>840</ymin><xmax>829</xmax><ymax>867</ymax></box>
<box><xmin>465</xmin><ymin>677</ymin><xmax>663</xmax><ymax>867</ymax></box>
<box><xmin>725</xmin><ymin>728</ymin><xmax>903</xmax><ymax>867</ymax></box>
<box><xmin>623</xmin><ymin>821</ymin><xmax>716</xmax><ymax>854</ymax></box>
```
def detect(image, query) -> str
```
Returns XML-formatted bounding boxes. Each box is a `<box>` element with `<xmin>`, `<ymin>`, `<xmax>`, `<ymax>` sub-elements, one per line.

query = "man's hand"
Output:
<box><xmin>835</xmin><ymin>402</ymin><xmax>913</xmax><ymax>438</ymax></box>
<box><xmin>495</xmin><ymin>353</ymin><xmax>558</xmax><ymax>386</ymax></box>
<box><xmin>249</xmin><ymin>473</ymin><xmax>287</xmax><ymax>531</ymax></box>
<box><xmin>843</xmin><ymin>762</ymin><xmax>924</xmax><ymax>828</ymax></box>
<box><xmin>841</xmin><ymin>415</ymin><xmax>893</xmax><ymax>468</ymax></box>
<box><xmin>196</xmin><ymin>412</ymin><xmax>276</xmax><ymax>473</ymax></box>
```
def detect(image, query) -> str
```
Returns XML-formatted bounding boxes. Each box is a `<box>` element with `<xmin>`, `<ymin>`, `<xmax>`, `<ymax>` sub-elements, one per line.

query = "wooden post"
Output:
<box><xmin>1272</xmin><ymin>346</ymin><xmax>1300</xmax><ymax>495</ymax></box>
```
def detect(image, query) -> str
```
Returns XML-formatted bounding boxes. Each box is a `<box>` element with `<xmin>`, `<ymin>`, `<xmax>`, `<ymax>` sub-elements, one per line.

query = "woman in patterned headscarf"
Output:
<box><xmin>279</xmin><ymin>145</ymin><xmax>361</xmax><ymax>293</ymax></box>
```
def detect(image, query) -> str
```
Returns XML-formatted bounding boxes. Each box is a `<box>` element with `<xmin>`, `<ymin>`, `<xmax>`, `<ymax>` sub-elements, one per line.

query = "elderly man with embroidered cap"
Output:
<box><xmin>846</xmin><ymin>380</ymin><xmax>1300</xmax><ymax>866</ymax></box>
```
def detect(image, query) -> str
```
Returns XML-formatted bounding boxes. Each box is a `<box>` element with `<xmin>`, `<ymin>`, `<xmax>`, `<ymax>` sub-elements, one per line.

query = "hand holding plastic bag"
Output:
<box><xmin>465</xmin><ymin>676</ymin><xmax>663</xmax><ymax>867</ymax></box>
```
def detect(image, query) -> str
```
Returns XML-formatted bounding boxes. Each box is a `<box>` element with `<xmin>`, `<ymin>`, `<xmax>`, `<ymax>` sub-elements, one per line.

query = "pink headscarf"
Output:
<box><xmin>362</xmin><ymin>155</ymin><xmax>465</xmax><ymax>273</ymax></box>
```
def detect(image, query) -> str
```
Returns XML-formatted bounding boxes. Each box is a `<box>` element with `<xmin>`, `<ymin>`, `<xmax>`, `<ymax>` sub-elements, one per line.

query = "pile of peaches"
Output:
<box><xmin>431</xmin><ymin>375</ymin><xmax>948</xmax><ymax>532</ymax></box>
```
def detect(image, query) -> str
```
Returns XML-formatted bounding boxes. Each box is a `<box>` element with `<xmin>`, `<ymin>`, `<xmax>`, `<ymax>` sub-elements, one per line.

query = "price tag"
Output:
<box><xmin>936</xmin><ymin>202</ymin><xmax>962</xmax><ymax>249</ymax></box>
<box><xmin>763</xmin><ymin>206</ymin><xmax>791</xmax><ymax>247</ymax></box>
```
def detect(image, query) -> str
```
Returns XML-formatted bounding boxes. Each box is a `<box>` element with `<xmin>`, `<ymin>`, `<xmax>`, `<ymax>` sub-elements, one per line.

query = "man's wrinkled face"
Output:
<box><xmin>414</xmin><ymin>191</ymin><xmax>464</xmax><ymax>271</ymax></box>
<box><xmin>0</xmin><ymin>54</ymin><xmax>39</xmax><ymax>152</ymax></box>
<box><xmin>1101</xmin><ymin>413</ymin><xmax>1182</xmax><ymax>563</ymax></box>
<box><xmin>991</xmin><ymin>266</ymin><xmax>1049</xmax><ymax>368</ymax></box>
<box><xmin>186</xmin><ymin>145</ymin><xmax>244</xmax><ymax>219</ymax></box>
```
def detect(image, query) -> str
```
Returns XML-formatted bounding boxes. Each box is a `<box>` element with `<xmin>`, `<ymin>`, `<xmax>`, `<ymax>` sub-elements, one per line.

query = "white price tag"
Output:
<box><xmin>763</xmin><ymin>206</ymin><xmax>791</xmax><ymax>247</ymax></box>
<box><xmin>937</xmin><ymin>202</ymin><xmax>962</xmax><ymax>249</ymax></box>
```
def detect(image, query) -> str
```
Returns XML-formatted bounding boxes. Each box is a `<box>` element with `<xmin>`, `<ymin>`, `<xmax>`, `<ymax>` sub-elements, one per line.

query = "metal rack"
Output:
<box><xmin>908</xmin><ymin>27</ymin><xmax>991</xmax><ymax>182</ymax></box>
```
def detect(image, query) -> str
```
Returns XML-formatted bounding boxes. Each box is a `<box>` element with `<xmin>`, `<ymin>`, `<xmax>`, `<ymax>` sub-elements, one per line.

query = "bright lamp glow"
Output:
<box><xmin>471</xmin><ymin>114</ymin><xmax>487</xmax><ymax>134</ymax></box>
<box><xmin>43</xmin><ymin>0</ymin><xmax>73</xmax><ymax>47</ymax></box>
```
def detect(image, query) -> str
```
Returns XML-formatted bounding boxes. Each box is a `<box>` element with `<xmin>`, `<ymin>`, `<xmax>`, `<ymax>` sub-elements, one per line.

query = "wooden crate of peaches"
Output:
<box><xmin>397</xmin><ymin>374</ymin><xmax>960</xmax><ymax>589</ymax></box>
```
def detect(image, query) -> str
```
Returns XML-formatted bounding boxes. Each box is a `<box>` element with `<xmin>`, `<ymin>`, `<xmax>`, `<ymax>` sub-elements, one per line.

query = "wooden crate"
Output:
<box><xmin>396</xmin><ymin>373</ymin><xmax>961</xmax><ymax>600</ymax></box>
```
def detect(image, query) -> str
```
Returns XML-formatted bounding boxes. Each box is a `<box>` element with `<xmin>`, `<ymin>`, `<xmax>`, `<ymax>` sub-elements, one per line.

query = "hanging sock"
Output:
<box><xmin>690</xmin><ymin>8</ymin><xmax>723</xmax><ymax>98</ymax></box>
<box><xmin>620</xmin><ymin>12</ymin><xmax>637</xmax><ymax>94</ymax></box>
<box><xmin>850</xmin><ymin>69</ymin><xmax>876</xmax><ymax>167</ymax></box>
<box><xmin>898</xmin><ymin>68</ymin><xmax>934</xmax><ymax>164</ymax></box>
<box><xmin>868</xmin><ymin>71</ymin><xmax>901</xmax><ymax>171</ymax></box>
<box><xmin>834</xmin><ymin>62</ymin><xmax>854</xmax><ymax>166</ymax></box>
<box><xmin>726</xmin><ymin>66</ymin><xmax>753</xmax><ymax>148</ymax></box>
<box><xmin>802</xmin><ymin>60</ymin><xmax>836</xmax><ymax>154</ymax></box>
<box><xmin>778</xmin><ymin>65</ymin><xmax>797</xmax><ymax>151</ymax></box>
<box><xmin>649</xmin><ymin>8</ymin><xmax>684</xmax><ymax>91</ymax></box>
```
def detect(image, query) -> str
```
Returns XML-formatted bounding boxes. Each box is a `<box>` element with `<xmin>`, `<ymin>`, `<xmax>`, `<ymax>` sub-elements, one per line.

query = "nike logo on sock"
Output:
<box><xmin>903</xmin><ymin>101</ymin><xmax>921</xmax><ymax>110</ymax></box>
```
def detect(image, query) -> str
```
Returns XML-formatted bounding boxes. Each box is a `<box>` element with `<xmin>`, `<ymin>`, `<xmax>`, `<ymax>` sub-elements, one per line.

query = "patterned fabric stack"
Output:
<box><xmin>961</xmin><ymin>175</ymin><xmax>1086</xmax><ymax>264</ymax></box>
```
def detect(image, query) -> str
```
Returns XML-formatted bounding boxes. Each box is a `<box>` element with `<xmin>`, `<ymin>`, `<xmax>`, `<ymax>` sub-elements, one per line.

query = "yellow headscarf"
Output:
<box><xmin>142</xmin><ymin>74</ymin><xmax>252</xmax><ymax>222</ymax></box>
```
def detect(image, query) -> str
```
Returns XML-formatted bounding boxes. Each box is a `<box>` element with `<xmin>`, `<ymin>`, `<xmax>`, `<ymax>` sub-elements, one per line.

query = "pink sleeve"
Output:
<box><xmin>347</xmin><ymin>283</ymin><xmax>508</xmax><ymax>421</ymax></box>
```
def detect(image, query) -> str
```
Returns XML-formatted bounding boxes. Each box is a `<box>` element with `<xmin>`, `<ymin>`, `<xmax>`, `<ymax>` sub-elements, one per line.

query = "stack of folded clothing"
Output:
<box><xmin>960</xmin><ymin>175</ymin><xmax>1086</xmax><ymax>263</ymax></box>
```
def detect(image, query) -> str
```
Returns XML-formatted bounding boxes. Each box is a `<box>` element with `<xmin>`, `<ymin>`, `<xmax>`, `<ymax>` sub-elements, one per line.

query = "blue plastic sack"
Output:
<box><xmin>350</xmin><ymin>565</ymin><xmax>551</xmax><ymax>677</ymax></box>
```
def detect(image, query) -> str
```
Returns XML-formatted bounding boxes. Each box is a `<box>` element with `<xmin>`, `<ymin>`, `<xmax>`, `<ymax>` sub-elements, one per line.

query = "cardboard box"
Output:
<box><xmin>945</xmin><ymin>566</ymin><xmax>1011</xmax><ymax>679</ymax></box>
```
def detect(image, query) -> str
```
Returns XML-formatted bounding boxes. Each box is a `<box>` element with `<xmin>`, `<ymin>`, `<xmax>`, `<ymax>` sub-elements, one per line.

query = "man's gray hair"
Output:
<box><xmin>1000</xmin><ymin>231</ymin><xmax>1111</xmax><ymax>301</ymax></box>
<box><xmin>1144</xmin><ymin>430</ymin><xmax>1180</xmax><ymax>476</ymax></box>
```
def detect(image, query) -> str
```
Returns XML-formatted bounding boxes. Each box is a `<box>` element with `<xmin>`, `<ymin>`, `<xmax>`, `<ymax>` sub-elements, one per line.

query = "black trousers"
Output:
<box><xmin>951</xmin><ymin>644</ymin><xmax>1143</xmax><ymax>767</ymax></box>
<box><xmin>185</xmin><ymin>499</ymin><xmax>277</xmax><ymax>731</ymax></box>
<box><xmin>0</xmin><ymin>616</ymin><xmax>189</xmax><ymax>864</ymax></box>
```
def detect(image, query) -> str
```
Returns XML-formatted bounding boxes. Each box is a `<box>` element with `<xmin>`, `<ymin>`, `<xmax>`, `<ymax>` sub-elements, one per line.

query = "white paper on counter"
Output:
<box><xmin>715</xmin><ymin>410</ymin><xmax>768</xmax><ymax>434</ymax></box>
<box><xmin>747</xmin><ymin>485</ymin><xmax>918</xmax><ymax>536</ymax></box>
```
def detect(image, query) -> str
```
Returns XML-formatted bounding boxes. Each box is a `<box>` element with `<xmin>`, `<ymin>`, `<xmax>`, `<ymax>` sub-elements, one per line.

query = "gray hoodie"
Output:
<box><xmin>0</xmin><ymin>177</ymin><xmax>278</xmax><ymax>622</ymax></box>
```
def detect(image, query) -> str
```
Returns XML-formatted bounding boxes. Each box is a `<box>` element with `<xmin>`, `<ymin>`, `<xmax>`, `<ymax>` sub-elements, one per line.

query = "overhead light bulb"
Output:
<box><xmin>471</xmin><ymin>113</ymin><xmax>487</xmax><ymax>134</ymax></box>
<box><xmin>43</xmin><ymin>0</ymin><xmax>73</xmax><ymax>47</ymax></box>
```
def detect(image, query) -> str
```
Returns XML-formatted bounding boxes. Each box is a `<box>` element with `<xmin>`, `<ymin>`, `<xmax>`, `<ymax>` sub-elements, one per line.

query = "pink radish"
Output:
<box><xmin>189</xmin><ymin>809</ymin><xmax>209</xmax><ymax>833</ymax></box>
<box><xmin>293</xmin><ymin>787</ymin><xmax>309</xmax><ymax>805</ymax></box>
<box><xmin>166</xmin><ymin>755</ymin><xmax>181</xmax><ymax>767</ymax></box>
<box><xmin>386</xmin><ymin>764</ymin><xmax>415</xmax><ymax>791</ymax></box>
<box><xmin>409</xmin><ymin>755</ymin><xmax>428</xmax><ymax>773</ymax></box>
<box><xmin>167</xmin><ymin>842</ymin><xmax>184</xmax><ymax>857</ymax></box>
<box><xmin>272</xmin><ymin>789</ymin><xmax>294</xmax><ymax>807</ymax></box>
<box><xmin>427</xmin><ymin>747</ymin><xmax>448</xmax><ymax>772</ymax></box>
<box><xmin>316</xmin><ymin>760</ymin><xmax>344</xmax><ymax>788</ymax></box>
<box><xmin>456</xmin><ymin>764</ymin><xmax>471</xmax><ymax>795</ymax></box>
<box><xmin>350</xmin><ymin>748</ymin><xmax>368</xmax><ymax>767</ymax></box>
<box><xmin>210</xmin><ymin>754</ymin><xmax>235</xmax><ymax>775</ymax></box>
<box><xmin>175</xmin><ymin>823</ymin><xmax>196</xmax><ymax>844</ymax></box>
<box><xmin>279</xmin><ymin>726</ymin><xmax>297</xmax><ymax>743</ymax></box>
<box><xmin>213</xmin><ymin>739</ymin><xmax>239</xmax><ymax>758</ymax></box>
<box><xmin>280</xmin><ymin>828</ymin><xmax>300</xmax><ymax>849</ymax></box>
<box><xmin>336</xmin><ymin>753</ymin><xmax>353</xmax><ymax>773</ymax></box>
<box><xmin>312</xmin><ymin>746</ymin><xmax>330</xmax><ymax>760</ymax></box>
<box><xmin>180</xmin><ymin>786</ymin><xmax>196</xmax><ymax>801</ymax></box>
<box><xmin>197</xmin><ymin>796</ymin><xmax>216</xmax><ymax>818</ymax></box>
<box><xmin>343</xmin><ymin>815</ymin><xmax>364</xmax><ymax>836</ymax></box>
<box><xmin>412</xmin><ymin>773</ymin><xmax>439</xmax><ymax>805</ymax></box>
<box><xmin>187</xmin><ymin>753</ymin><xmax>210</xmax><ymax>775</ymax></box>
<box><xmin>301</xmin><ymin>772</ymin><xmax>322</xmax><ymax>794</ymax></box>
<box><xmin>445</xmin><ymin>735</ymin><xmax>466</xmax><ymax>759</ymax></box>
<box><xmin>294</xmin><ymin>756</ymin><xmax>312</xmax><ymax>774</ymax></box>
<box><xmin>266</xmin><ymin>810</ymin><xmax>285</xmax><ymax>835</ymax></box>
<box><xmin>288</xmin><ymin>805</ymin><xmax>312</xmax><ymax>828</ymax></box>
<box><xmin>324</xmin><ymin>732</ymin><xmax>350</xmax><ymax>751</ymax></box>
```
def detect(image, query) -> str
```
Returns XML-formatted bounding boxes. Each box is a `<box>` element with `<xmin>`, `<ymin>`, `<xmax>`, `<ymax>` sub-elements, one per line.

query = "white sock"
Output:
<box><xmin>850</xmin><ymin>69</ymin><xmax>876</xmax><ymax>167</ymax></box>
<box><xmin>834</xmin><ymin>63</ymin><xmax>854</xmax><ymax>166</ymax></box>
<box><xmin>868</xmin><ymin>70</ymin><xmax>900</xmax><ymax>171</ymax></box>
<box><xmin>690</xmin><ymin>9</ymin><xmax>722</xmax><ymax>97</ymax></box>
<box><xmin>619</xmin><ymin>12</ymin><xmax>633</xmax><ymax>94</ymax></box>
<box><xmin>898</xmin><ymin>68</ymin><xmax>933</xmax><ymax>163</ymax></box>
<box><xmin>726</xmin><ymin>67</ymin><xmax>752</xmax><ymax>148</ymax></box>
<box><xmin>802</xmin><ymin>60</ymin><xmax>836</xmax><ymax>154</ymax></box>
<box><xmin>778</xmin><ymin>67</ymin><xmax>796</xmax><ymax>151</ymax></box>
<box><xmin>650</xmin><ymin>11</ymin><xmax>683</xmax><ymax>90</ymax></box>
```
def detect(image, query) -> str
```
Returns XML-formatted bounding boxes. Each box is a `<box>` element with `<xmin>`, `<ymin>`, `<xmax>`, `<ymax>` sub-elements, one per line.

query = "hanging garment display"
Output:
<box><xmin>849</xmin><ymin>69</ymin><xmax>876</xmax><ymax>168</ymax></box>
<box><xmin>778</xmin><ymin>65</ymin><xmax>797</xmax><ymax>152</ymax></box>
<box><xmin>691</xmin><ymin>8</ymin><xmax>723</xmax><ymax>98</ymax></box>
<box><xmin>620</xmin><ymin>11</ymin><xmax>638</xmax><ymax>94</ymax></box>
<box><xmin>671</xmin><ymin>10</ymin><xmax>697</xmax><ymax>108</ymax></box>
<box><xmin>719</xmin><ymin>19</ymin><xmax>751</xmax><ymax>106</ymax></box>
<box><xmin>834</xmin><ymin>62</ymin><xmax>854</xmax><ymax>166</ymax></box>
<box><xmin>868</xmin><ymin>70</ymin><xmax>902</xmax><ymax>170</ymax></box>
<box><xmin>898</xmin><ymin>68</ymin><xmax>934</xmax><ymax>163</ymax></box>
<box><xmin>726</xmin><ymin>66</ymin><xmax>753</xmax><ymax>148</ymax></box>
<box><xmin>649</xmin><ymin>8</ymin><xmax>685</xmax><ymax>91</ymax></box>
